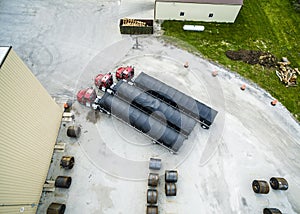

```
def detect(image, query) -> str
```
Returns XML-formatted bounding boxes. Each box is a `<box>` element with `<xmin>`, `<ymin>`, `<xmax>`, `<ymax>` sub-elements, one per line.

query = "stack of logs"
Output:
<box><xmin>275</xmin><ymin>57</ymin><xmax>299</xmax><ymax>87</ymax></box>
<box><xmin>122</xmin><ymin>18</ymin><xmax>147</xmax><ymax>27</ymax></box>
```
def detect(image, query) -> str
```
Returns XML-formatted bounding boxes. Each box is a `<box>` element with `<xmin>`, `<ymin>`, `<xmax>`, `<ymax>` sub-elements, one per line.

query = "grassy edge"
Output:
<box><xmin>160</xmin><ymin>34</ymin><xmax>300</xmax><ymax>124</ymax></box>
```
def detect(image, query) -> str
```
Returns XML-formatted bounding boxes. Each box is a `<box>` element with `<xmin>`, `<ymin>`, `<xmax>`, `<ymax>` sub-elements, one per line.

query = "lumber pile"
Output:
<box><xmin>276</xmin><ymin>57</ymin><xmax>299</xmax><ymax>87</ymax></box>
<box><xmin>122</xmin><ymin>18</ymin><xmax>147</xmax><ymax>27</ymax></box>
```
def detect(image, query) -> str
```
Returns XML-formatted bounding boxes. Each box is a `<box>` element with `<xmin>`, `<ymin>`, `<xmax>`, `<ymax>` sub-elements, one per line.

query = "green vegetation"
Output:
<box><xmin>161</xmin><ymin>0</ymin><xmax>300</xmax><ymax>120</ymax></box>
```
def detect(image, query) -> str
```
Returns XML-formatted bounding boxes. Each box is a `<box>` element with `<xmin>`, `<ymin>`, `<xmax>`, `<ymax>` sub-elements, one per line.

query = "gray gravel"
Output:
<box><xmin>1</xmin><ymin>1</ymin><xmax>299</xmax><ymax>214</ymax></box>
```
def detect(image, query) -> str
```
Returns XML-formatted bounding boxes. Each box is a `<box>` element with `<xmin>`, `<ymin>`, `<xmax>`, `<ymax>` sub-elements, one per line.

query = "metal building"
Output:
<box><xmin>0</xmin><ymin>47</ymin><xmax>63</xmax><ymax>213</ymax></box>
<box><xmin>155</xmin><ymin>0</ymin><xmax>243</xmax><ymax>23</ymax></box>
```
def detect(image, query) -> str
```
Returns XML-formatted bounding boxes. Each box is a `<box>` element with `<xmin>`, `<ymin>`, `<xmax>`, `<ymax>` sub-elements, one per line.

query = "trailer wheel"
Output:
<box><xmin>201</xmin><ymin>124</ymin><xmax>209</xmax><ymax>129</ymax></box>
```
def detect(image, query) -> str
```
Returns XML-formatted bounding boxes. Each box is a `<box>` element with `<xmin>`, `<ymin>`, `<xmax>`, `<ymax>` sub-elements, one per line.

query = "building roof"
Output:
<box><xmin>0</xmin><ymin>46</ymin><xmax>11</xmax><ymax>68</ymax></box>
<box><xmin>155</xmin><ymin>0</ymin><xmax>243</xmax><ymax>4</ymax></box>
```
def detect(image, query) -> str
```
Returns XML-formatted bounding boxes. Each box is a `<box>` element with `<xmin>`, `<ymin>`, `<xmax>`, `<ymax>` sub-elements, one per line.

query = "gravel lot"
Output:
<box><xmin>0</xmin><ymin>0</ymin><xmax>299</xmax><ymax>213</ymax></box>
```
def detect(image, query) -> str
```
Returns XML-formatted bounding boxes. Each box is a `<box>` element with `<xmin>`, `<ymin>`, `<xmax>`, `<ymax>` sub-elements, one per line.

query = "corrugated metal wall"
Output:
<box><xmin>0</xmin><ymin>49</ymin><xmax>63</xmax><ymax>213</ymax></box>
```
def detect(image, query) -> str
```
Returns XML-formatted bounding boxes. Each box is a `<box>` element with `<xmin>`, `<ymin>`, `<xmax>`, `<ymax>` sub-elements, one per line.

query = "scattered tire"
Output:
<box><xmin>252</xmin><ymin>180</ymin><xmax>269</xmax><ymax>194</ymax></box>
<box><xmin>165</xmin><ymin>183</ymin><xmax>176</xmax><ymax>196</ymax></box>
<box><xmin>146</xmin><ymin>205</ymin><xmax>158</xmax><ymax>214</ymax></box>
<box><xmin>47</xmin><ymin>203</ymin><xmax>66</xmax><ymax>214</ymax></box>
<box><xmin>67</xmin><ymin>126</ymin><xmax>81</xmax><ymax>138</ymax></box>
<box><xmin>270</xmin><ymin>177</ymin><xmax>288</xmax><ymax>190</ymax></box>
<box><xmin>148</xmin><ymin>173</ymin><xmax>159</xmax><ymax>187</ymax></box>
<box><xmin>263</xmin><ymin>208</ymin><xmax>282</xmax><ymax>214</ymax></box>
<box><xmin>147</xmin><ymin>189</ymin><xmax>158</xmax><ymax>204</ymax></box>
<box><xmin>149</xmin><ymin>158</ymin><xmax>161</xmax><ymax>170</ymax></box>
<box><xmin>60</xmin><ymin>156</ymin><xmax>75</xmax><ymax>169</ymax></box>
<box><xmin>165</xmin><ymin>170</ymin><xmax>178</xmax><ymax>183</ymax></box>
<box><xmin>55</xmin><ymin>176</ymin><xmax>72</xmax><ymax>189</ymax></box>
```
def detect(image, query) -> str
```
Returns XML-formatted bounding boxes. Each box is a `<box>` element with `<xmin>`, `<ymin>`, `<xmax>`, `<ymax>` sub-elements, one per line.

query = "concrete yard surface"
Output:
<box><xmin>0</xmin><ymin>0</ymin><xmax>300</xmax><ymax>214</ymax></box>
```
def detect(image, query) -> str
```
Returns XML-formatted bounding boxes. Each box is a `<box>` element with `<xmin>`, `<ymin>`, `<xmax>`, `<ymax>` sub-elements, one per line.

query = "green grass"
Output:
<box><xmin>161</xmin><ymin>0</ymin><xmax>300</xmax><ymax>121</ymax></box>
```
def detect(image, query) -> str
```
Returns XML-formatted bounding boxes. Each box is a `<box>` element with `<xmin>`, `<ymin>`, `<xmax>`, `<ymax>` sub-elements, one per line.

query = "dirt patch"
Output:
<box><xmin>225</xmin><ymin>50</ymin><xmax>277</xmax><ymax>67</ymax></box>
<box><xmin>86</xmin><ymin>110</ymin><xmax>100</xmax><ymax>123</ymax></box>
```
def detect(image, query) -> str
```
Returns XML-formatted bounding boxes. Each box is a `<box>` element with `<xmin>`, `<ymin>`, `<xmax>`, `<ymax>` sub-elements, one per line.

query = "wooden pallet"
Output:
<box><xmin>54</xmin><ymin>143</ymin><xmax>65</xmax><ymax>152</ymax></box>
<box><xmin>43</xmin><ymin>180</ymin><xmax>55</xmax><ymax>192</ymax></box>
<box><xmin>62</xmin><ymin>112</ymin><xmax>74</xmax><ymax>122</ymax></box>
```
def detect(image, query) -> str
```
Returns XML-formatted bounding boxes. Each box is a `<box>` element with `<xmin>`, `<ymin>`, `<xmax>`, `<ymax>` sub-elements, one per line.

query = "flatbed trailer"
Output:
<box><xmin>113</xmin><ymin>81</ymin><xmax>197</xmax><ymax>137</ymax></box>
<box><xmin>94</xmin><ymin>92</ymin><xmax>185</xmax><ymax>152</ymax></box>
<box><xmin>134</xmin><ymin>72</ymin><xmax>218</xmax><ymax>129</ymax></box>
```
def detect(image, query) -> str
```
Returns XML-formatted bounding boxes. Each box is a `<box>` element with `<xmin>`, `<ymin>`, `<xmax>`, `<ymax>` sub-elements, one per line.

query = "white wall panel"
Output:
<box><xmin>155</xmin><ymin>2</ymin><xmax>242</xmax><ymax>23</ymax></box>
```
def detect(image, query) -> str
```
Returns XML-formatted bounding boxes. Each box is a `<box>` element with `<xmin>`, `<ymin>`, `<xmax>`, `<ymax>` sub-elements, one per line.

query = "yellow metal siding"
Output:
<box><xmin>0</xmin><ymin>49</ymin><xmax>63</xmax><ymax>214</ymax></box>
<box><xmin>155</xmin><ymin>2</ymin><xmax>242</xmax><ymax>23</ymax></box>
<box><xmin>0</xmin><ymin>206</ymin><xmax>37</xmax><ymax>214</ymax></box>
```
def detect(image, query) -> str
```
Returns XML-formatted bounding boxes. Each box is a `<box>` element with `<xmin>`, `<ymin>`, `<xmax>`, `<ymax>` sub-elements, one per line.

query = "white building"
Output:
<box><xmin>155</xmin><ymin>0</ymin><xmax>243</xmax><ymax>23</ymax></box>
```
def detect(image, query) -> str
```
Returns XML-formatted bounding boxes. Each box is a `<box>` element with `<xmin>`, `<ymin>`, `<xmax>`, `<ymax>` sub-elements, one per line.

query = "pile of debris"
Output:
<box><xmin>276</xmin><ymin>57</ymin><xmax>299</xmax><ymax>87</ymax></box>
<box><xmin>225</xmin><ymin>50</ymin><xmax>277</xmax><ymax>67</ymax></box>
<box><xmin>258</xmin><ymin>53</ymin><xmax>277</xmax><ymax>68</ymax></box>
<box><xmin>226</xmin><ymin>50</ymin><xmax>299</xmax><ymax>87</ymax></box>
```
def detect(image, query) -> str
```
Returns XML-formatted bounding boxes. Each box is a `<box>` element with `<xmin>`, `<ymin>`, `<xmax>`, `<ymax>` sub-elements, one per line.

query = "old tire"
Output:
<box><xmin>252</xmin><ymin>180</ymin><xmax>269</xmax><ymax>194</ymax></box>
<box><xmin>67</xmin><ymin>126</ymin><xmax>81</xmax><ymax>138</ymax></box>
<box><xmin>263</xmin><ymin>208</ymin><xmax>282</xmax><ymax>214</ymax></box>
<box><xmin>270</xmin><ymin>177</ymin><xmax>288</xmax><ymax>190</ymax></box>
<box><xmin>165</xmin><ymin>183</ymin><xmax>176</xmax><ymax>196</ymax></box>
<box><xmin>55</xmin><ymin>176</ymin><xmax>72</xmax><ymax>189</ymax></box>
<box><xmin>47</xmin><ymin>203</ymin><xmax>66</xmax><ymax>214</ymax></box>
<box><xmin>165</xmin><ymin>170</ymin><xmax>178</xmax><ymax>183</ymax></box>
<box><xmin>146</xmin><ymin>205</ymin><xmax>158</xmax><ymax>214</ymax></box>
<box><xmin>60</xmin><ymin>156</ymin><xmax>75</xmax><ymax>169</ymax></box>
<box><xmin>147</xmin><ymin>189</ymin><xmax>158</xmax><ymax>204</ymax></box>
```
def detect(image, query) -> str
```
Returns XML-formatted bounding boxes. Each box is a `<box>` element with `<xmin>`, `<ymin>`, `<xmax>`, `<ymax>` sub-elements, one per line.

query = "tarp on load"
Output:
<box><xmin>98</xmin><ymin>92</ymin><xmax>185</xmax><ymax>152</ymax></box>
<box><xmin>134</xmin><ymin>72</ymin><xmax>218</xmax><ymax>126</ymax></box>
<box><xmin>113</xmin><ymin>81</ymin><xmax>197</xmax><ymax>136</ymax></box>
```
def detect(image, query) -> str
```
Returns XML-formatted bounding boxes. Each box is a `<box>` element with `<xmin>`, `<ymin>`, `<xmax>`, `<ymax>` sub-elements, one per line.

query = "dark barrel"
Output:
<box><xmin>60</xmin><ymin>156</ymin><xmax>75</xmax><ymax>169</ymax></box>
<box><xmin>165</xmin><ymin>183</ymin><xmax>176</xmax><ymax>196</ymax></box>
<box><xmin>270</xmin><ymin>177</ymin><xmax>288</xmax><ymax>190</ymax></box>
<box><xmin>252</xmin><ymin>180</ymin><xmax>269</xmax><ymax>194</ymax></box>
<box><xmin>165</xmin><ymin>170</ymin><xmax>178</xmax><ymax>183</ymax></box>
<box><xmin>263</xmin><ymin>208</ymin><xmax>282</xmax><ymax>214</ymax></box>
<box><xmin>67</xmin><ymin>126</ymin><xmax>81</xmax><ymax>138</ymax></box>
<box><xmin>149</xmin><ymin>158</ymin><xmax>162</xmax><ymax>170</ymax></box>
<box><xmin>148</xmin><ymin>173</ymin><xmax>159</xmax><ymax>187</ymax></box>
<box><xmin>147</xmin><ymin>189</ymin><xmax>158</xmax><ymax>204</ymax></box>
<box><xmin>55</xmin><ymin>176</ymin><xmax>72</xmax><ymax>189</ymax></box>
<box><xmin>146</xmin><ymin>205</ymin><xmax>158</xmax><ymax>214</ymax></box>
<box><xmin>47</xmin><ymin>203</ymin><xmax>66</xmax><ymax>214</ymax></box>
